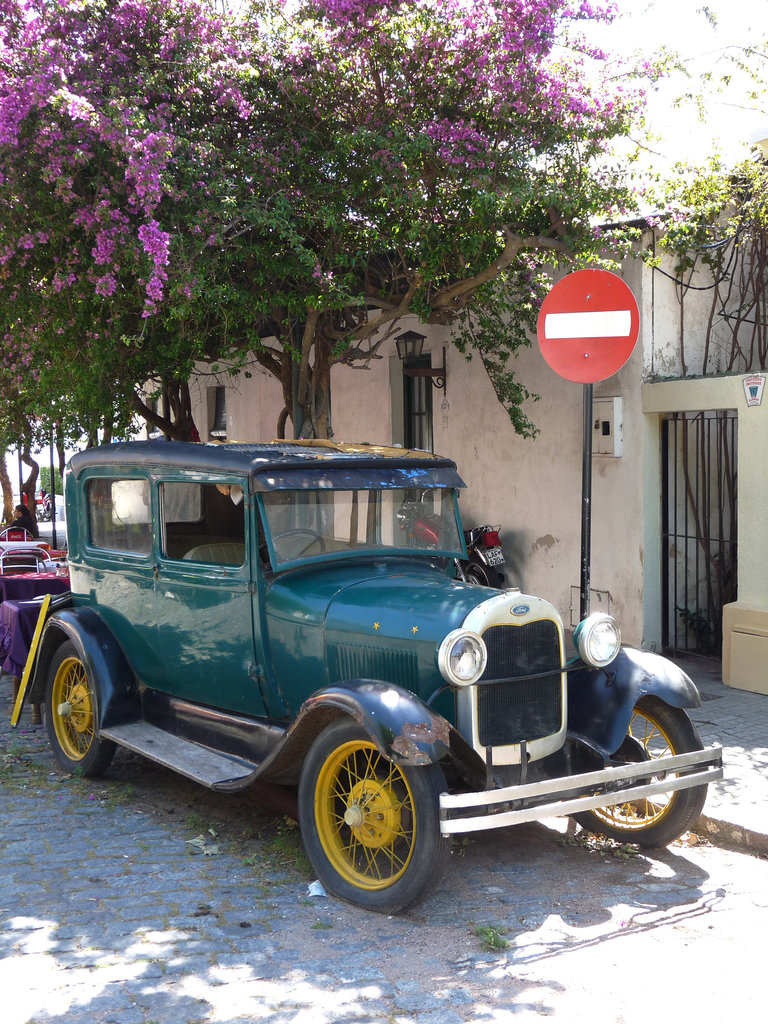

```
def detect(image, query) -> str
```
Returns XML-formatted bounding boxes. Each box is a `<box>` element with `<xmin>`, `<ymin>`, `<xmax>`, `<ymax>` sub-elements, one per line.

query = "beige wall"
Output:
<box><xmin>182</xmin><ymin>251</ymin><xmax>767</xmax><ymax>668</ymax></box>
<box><xmin>185</xmin><ymin>308</ymin><xmax>650</xmax><ymax>647</ymax></box>
<box><xmin>187</xmin><ymin>363</ymin><xmax>287</xmax><ymax>443</ymax></box>
<box><xmin>641</xmin><ymin>235</ymin><xmax>731</xmax><ymax>379</ymax></box>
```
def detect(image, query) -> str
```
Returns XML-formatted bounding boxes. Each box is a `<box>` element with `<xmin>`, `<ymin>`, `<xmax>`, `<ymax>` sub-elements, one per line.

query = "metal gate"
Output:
<box><xmin>661</xmin><ymin>410</ymin><xmax>737</xmax><ymax>655</ymax></box>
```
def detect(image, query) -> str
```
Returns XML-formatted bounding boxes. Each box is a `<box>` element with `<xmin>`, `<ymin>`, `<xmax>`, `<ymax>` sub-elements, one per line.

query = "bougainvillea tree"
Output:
<box><xmin>0</xmin><ymin>0</ymin><xmax>650</xmax><ymax>442</ymax></box>
<box><xmin>0</xmin><ymin>0</ymin><xmax>275</xmax><ymax>442</ymax></box>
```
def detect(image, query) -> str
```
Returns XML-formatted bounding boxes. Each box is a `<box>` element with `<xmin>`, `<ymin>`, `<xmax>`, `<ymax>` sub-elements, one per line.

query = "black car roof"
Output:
<box><xmin>68</xmin><ymin>440</ymin><xmax>466</xmax><ymax>491</ymax></box>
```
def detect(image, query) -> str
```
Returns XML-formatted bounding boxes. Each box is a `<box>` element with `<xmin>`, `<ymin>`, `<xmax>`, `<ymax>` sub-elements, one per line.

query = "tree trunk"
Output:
<box><xmin>0</xmin><ymin>457</ymin><xmax>14</xmax><ymax>523</ymax></box>
<box><xmin>132</xmin><ymin>380</ymin><xmax>201</xmax><ymax>441</ymax></box>
<box><xmin>289</xmin><ymin>313</ymin><xmax>335</xmax><ymax>440</ymax></box>
<box><xmin>20</xmin><ymin>451</ymin><xmax>39</xmax><ymax>515</ymax></box>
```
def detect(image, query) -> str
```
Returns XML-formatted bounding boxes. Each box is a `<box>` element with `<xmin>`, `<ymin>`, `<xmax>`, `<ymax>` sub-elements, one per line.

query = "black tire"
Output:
<box><xmin>463</xmin><ymin>555</ymin><xmax>498</xmax><ymax>587</ymax></box>
<box><xmin>573</xmin><ymin>695</ymin><xmax>708</xmax><ymax>847</ymax></box>
<box><xmin>45</xmin><ymin>641</ymin><xmax>116</xmax><ymax>777</ymax></box>
<box><xmin>298</xmin><ymin>718</ymin><xmax>450</xmax><ymax>913</ymax></box>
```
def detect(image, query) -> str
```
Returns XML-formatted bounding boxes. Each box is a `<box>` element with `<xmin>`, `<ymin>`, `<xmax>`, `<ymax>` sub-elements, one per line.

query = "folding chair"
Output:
<box><xmin>0</xmin><ymin>527</ymin><xmax>32</xmax><ymax>542</ymax></box>
<box><xmin>0</xmin><ymin>547</ymin><xmax>52</xmax><ymax>575</ymax></box>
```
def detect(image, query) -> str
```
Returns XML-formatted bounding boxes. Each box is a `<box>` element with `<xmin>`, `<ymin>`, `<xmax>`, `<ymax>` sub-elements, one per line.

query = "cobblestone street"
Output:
<box><xmin>2</xmin><ymin>692</ymin><xmax>765</xmax><ymax>1024</ymax></box>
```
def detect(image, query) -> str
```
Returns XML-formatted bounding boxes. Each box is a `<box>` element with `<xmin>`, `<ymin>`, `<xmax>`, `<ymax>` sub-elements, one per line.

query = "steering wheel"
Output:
<box><xmin>273</xmin><ymin>528</ymin><xmax>327</xmax><ymax>559</ymax></box>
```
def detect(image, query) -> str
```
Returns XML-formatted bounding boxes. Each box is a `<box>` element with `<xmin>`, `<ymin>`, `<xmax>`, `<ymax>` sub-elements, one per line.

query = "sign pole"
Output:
<box><xmin>536</xmin><ymin>269</ymin><xmax>639</xmax><ymax>625</ymax></box>
<box><xmin>580</xmin><ymin>383</ymin><xmax>593</xmax><ymax>619</ymax></box>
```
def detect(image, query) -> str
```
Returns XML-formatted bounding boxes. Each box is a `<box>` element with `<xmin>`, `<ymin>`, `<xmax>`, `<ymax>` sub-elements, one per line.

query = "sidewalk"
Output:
<box><xmin>675</xmin><ymin>653</ymin><xmax>768</xmax><ymax>856</ymax></box>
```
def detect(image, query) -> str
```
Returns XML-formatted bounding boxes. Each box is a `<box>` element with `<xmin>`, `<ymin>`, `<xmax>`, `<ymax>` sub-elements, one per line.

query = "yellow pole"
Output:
<box><xmin>10</xmin><ymin>593</ymin><xmax>51</xmax><ymax>727</ymax></box>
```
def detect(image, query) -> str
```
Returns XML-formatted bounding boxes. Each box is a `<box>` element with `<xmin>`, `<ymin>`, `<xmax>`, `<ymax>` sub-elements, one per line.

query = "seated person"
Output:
<box><xmin>8</xmin><ymin>503</ymin><xmax>39</xmax><ymax>538</ymax></box>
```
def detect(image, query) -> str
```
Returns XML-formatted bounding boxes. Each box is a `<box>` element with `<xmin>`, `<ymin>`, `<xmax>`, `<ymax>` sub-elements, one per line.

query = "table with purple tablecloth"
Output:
<box><xmin>0</xmin><ymin>598</ymin><xmax>44</xmax><ymax>678</ymax></box>
<box><xmin>1</xmin><ymin>597</ymin><xmax>53</xmax><ymax>723</ymax></box>
<box><xmin>0</xmin><ymin>572</ymin><xmax>70</xmax><ymax>604</ymax></box>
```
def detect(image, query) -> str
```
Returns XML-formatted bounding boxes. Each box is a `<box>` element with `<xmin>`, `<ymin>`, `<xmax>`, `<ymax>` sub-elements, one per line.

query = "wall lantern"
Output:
<box><xmin>395</xmin><ymin>330</ymin><xmax>447</xmax><ymax>396</ymax></box>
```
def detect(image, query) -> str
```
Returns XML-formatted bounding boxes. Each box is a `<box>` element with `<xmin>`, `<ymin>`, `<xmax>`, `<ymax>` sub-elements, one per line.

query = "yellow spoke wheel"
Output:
<box><xmin>50</xmin><ymin>657</ymin><xmax>97</xmax><ymax>761</ymax></box>
<box><xmin>315</xmin><ymin>740</ymin><xmax>416</xmax><ymax>890</ymax></box>
<box><xmin>573</xmin><ymin>695</ymin><xmax>707</xmax><ymax>847</ymax></box>
<box><xmin>45</xmin><ymin>641</ymin><xmax>115</xmax><ymax>777</ymax></box>
<box><xmin>299</xmin><ymin>719</ymin><xmax>448</xmax><ymax>913</ymax></box>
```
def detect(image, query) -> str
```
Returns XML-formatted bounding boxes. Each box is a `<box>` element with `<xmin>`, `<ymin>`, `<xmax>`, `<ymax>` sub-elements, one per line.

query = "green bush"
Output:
<box><xmin>39</xmin><ymin>467</ymin><xmax>63</xmax><ymax>495</ymax></box>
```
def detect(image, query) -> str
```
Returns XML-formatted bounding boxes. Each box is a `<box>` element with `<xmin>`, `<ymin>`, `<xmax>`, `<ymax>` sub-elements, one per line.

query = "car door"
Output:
<box><xmin>150</xmin><ymin>477</ymin><xmax>268</xmax><ymax>716</ymax></box>
<box><xmin>73</xmin><ymin>471</ymin><xmax>159</xmax><ymax>685</ymax></box>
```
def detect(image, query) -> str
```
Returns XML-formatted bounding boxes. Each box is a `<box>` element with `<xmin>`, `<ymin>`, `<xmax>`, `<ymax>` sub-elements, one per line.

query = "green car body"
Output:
<box><xmin>27</xmin><ymin>440</ymin><xmax>722</xmax><ymax>913</ymax></box>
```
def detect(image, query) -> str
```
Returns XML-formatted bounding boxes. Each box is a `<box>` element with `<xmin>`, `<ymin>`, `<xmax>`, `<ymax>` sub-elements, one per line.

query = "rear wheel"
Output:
<box><xmin>298</xmin><ymin>718</ymin><xmax>449</xmax><ymax>913</ymax></box>
<box><xmin>45</xmin><ymin>642</ymin><xmax>116</xmax><ymax>777</ymax></box>
<box><xmin>573</xmin><ymin>695</ymin><xmax>707</xmax><ymax>847</ymax></box>
<box><xmin>463</xmin><ymin>555</ymin><xmax>499</xmax><ymax>587</ymax></box>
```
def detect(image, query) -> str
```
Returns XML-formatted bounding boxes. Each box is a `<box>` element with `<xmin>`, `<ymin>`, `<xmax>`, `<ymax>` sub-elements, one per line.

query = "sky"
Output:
<box><xmin>591</xmin><ymin>0</ymin><xmax>768</xmax><ymax>170</ymax></box>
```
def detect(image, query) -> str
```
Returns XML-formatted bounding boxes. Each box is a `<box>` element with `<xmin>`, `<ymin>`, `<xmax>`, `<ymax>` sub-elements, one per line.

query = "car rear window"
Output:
<box><xmin>87</xmin><ymin>478</ymin><xmax>152</xmax><ymax>554</ymax></box>
<box><xmin>160</xmin><ymin>481</ymin><xmax>245</xmax><ymax>565</ymax></box>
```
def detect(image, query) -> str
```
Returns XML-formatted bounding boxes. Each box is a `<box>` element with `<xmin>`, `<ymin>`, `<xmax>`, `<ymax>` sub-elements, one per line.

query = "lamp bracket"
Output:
<box><xmin>402</xmin><ymin>346</ymin><xmax>447</xmax><ymax>396</ymax></box>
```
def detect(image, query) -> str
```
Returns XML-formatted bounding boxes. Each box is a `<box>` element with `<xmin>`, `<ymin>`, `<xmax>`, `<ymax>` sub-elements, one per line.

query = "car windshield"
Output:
<box><xmin>261</xmin><ymin>487</ymin><xmax>464</xmax><ymax>567</ymax></box>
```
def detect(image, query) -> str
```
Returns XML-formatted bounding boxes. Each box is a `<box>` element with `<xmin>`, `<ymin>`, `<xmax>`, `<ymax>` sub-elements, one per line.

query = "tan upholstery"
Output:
<box><xmin>181</xmin><ymin>542</ymin><xmax>245</xmax><ymax>565</ymax></box>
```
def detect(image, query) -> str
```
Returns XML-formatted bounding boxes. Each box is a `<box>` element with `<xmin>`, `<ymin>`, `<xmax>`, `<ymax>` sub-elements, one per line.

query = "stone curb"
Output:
<box><xmin>695</xmin><ymin>812</ymin><xmax>768</xmax><ymax>858</ymax></box>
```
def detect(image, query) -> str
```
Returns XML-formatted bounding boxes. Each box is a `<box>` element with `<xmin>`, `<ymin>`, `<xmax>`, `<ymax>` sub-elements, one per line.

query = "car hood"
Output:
<box><xmin>263</xmin><ymin>560</ymin><xmax>504</xmax><ymax>715</ymax></box>
<box><xmin>266</xmin><ymin>560</ymin><xmax>492</xmax><ymax>645</ymax></box>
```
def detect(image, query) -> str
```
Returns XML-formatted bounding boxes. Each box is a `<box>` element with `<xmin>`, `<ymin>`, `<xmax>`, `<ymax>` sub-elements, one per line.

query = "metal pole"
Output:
<box><xmin>580</xmin><ymin>383</ymin><xmax>593</xmax><ymax>620</ymax></box>
<box><xmin>49</xmin><ymin>433</ymin><xmax>58</xmax><ymax>550</ymax></box>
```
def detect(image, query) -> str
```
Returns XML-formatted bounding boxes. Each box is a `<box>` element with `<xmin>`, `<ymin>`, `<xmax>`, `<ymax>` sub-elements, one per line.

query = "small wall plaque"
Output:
<box><xmin>743</xmin><ymin>374</ymin><xmax>765</xmax><ymax>407</ymax></box>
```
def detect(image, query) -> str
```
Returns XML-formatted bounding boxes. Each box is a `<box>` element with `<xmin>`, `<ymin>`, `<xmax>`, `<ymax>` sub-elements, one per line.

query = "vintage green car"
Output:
<box><xmin>25</xmin><ymin>440</ymin><xmax>722</xmax><ymax>912</ymax></box>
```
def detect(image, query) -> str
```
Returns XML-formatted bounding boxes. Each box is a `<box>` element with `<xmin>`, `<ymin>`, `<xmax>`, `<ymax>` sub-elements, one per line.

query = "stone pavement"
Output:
<box><xmin>674</xmin><ymin>653</ymin><xmax>768</xmax><ymax>855</ymax></box>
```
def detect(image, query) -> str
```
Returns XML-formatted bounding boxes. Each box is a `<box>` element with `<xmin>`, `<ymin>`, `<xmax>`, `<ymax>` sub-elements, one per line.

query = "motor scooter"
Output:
<box><xmin>457</xmin><ymin>524</ymin><xmax>505</xmax><ymax>587</ymax></box>
<box><xmin>396</xmin><ymin>493</ymin><xmax>505</xmax><ymax>588</ymax></box>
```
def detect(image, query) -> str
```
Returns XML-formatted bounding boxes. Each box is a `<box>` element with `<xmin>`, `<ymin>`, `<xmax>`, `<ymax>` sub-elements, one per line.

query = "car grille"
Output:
<box><xmin>328</xmin><ymin>640</ymin><xmax>419</xmax><ymax>690</ymax></box>
<box><xmin>477</xmin><ymin>620</ymin><xmax>562</xmax><ymax>746</ymax></box>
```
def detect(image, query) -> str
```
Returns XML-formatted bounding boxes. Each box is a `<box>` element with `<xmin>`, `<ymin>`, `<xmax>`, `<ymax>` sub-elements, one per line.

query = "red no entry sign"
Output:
<box><xmin>537</xmin><ymin>269</ymin><xmax>639</xmax><ymax>384</ymax></box>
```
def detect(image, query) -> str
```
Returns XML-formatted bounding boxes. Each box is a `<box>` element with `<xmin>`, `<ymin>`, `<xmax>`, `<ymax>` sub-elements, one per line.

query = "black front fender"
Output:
<box><xmin>567</xmin><ymin>647</ymin><xmax>701</xmax><ymax>758</ymax></box>
<box><xmin>300</xmin><ymin>680</ymin><xmax>453</xmax><ymax>765</ymax></box>
<box><xmin>257</xmin><ymin>679</ymin><xmax>483</xmax><ymax>786</ymax></box>
<box><xmin>29</xmin><ymin>607</ymin><xmax>140</xmax><ymax>728</ymax></box>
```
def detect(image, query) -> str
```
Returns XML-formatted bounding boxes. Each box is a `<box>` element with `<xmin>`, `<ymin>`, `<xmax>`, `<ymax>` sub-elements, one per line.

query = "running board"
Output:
<box><xmin>101</xmin><ymin>721</ymin><xmax>257</xmax><ymax>789</ymax></box>
<box><xmin>439</xmin><ymin>745</ymin><xmax>723</xmax><ymax>835</ymax></box>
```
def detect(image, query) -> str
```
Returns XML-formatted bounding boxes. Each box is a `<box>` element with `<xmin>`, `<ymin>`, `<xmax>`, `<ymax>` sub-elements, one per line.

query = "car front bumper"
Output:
<box><xmin>438</xmin><ymin>745</ymin><xmax>723</xmax><ymax>835</ymax></box>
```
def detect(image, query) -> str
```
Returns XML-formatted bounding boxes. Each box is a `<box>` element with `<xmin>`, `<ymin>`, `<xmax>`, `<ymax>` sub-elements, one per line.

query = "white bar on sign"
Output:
<box><xmin>545</xmin><ymin>310</ymin><xmax>632</xmax><ymax>339</ymax></box>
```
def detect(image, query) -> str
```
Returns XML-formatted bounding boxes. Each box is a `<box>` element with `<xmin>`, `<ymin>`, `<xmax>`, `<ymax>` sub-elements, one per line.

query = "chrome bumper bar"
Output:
<box><xmin>439</xmin><ymin>745</ymin><xmax>723</xmax><ymax>835</ymax></box>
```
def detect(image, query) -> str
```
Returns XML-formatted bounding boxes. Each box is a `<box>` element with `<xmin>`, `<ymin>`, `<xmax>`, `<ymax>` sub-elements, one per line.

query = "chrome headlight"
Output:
<box><xmin>574</xmin><ymin>613</ymin><xmax>621</xmax><ymax>668</ymax></box>
<box><xmin>438</xmin><ymin>629</ymin><xmax>487</xmax><ymax>686</ymax></box>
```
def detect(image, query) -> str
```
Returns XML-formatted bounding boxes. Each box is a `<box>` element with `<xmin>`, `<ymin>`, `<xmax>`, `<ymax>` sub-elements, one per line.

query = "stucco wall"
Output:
<box><xmin>187</xmin><ymin>364</ymin><xmax>286</xmax><ymax>443</ymax></box>
<box><xmin>432</xmin><ymin>335</ymin><xmax>647</xmax><ymax>639</ymax></box>
<box><xmin>641</xmin><ymin>237</ymin><xmax>721</xmax><ymax>379</ymax></box>
<box><xmin>184</xmin><ymin>251</ymin><xmax>765</xmax><ymax>653</ymax></box>
<box><xmin>185</xmin><ymin>312</ymin><xmax>649</xmax><ymax>646</ymax></box>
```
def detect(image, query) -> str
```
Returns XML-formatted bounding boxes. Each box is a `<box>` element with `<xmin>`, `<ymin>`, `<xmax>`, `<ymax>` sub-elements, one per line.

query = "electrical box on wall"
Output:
<box><xmin>593</xmin><ymin>397</ymin><xmax>623</xmax><ymax>457</ymax></box>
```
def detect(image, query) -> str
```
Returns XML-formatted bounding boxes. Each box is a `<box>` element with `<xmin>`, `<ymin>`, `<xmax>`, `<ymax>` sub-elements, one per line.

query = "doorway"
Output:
<box><xmin>661</xmin><ymin>410</ymin><xmax>737</xmax><ymax>654</ymax></box>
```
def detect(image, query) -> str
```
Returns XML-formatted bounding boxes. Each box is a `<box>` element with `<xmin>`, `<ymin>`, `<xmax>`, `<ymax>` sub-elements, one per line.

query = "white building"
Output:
<box><xmin>179</xmin><ymin>230</ymin><xmax>768</xmax><ymax>696</ymax></box>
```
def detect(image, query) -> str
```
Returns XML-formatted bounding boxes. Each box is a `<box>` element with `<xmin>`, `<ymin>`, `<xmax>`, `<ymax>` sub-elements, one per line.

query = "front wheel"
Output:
<box><xmin>45</xmin><ymin>641</ymin><xmax>116</xmax><ymax>777</ymax></box>
<box><xmin>572</xmin><ymin>695</ymin><xmax>708</xmax><ymax>847</ymax></box>
<box><xmin>298</xmin><ymin>718</ymin><xmax>449</xmax><ymax>913</ymax></box>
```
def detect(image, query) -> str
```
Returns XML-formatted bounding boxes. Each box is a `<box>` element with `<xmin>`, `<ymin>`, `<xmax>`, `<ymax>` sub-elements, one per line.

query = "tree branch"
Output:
<box><xmin>430</xmin><ymin>230</ymin><xmax>571</xmax><ymax>310</ymax></box>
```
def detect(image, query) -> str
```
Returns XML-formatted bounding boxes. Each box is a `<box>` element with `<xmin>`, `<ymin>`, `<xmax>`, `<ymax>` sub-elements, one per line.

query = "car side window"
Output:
<box><xmin>160</xmin><ymin>481</ymin><xmax>245</xmax><ymax>566</ymax></box>
<box><xmin>86</xmin><ymin>478</ymin><xmax>152</xmax><ymax>554</ymax></box>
